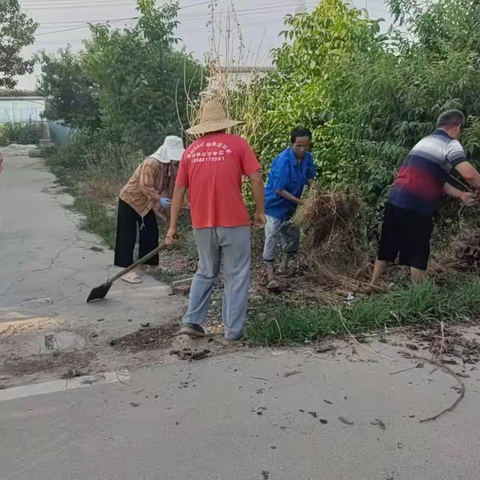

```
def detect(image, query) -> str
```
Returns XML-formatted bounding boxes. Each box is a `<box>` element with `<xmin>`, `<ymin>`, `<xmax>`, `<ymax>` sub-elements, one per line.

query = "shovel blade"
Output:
<box><xmin>86</xmin><ymin>282</ymin><xmax>112</xmax><ymax>303</ymax></box>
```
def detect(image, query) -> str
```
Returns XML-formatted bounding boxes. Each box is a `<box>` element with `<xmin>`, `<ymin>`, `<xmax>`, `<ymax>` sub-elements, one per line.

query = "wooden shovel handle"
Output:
<box><xmin>108</xmin><ymin>243</ymin><xmax>170</xmax><ymax>284</ymax></box>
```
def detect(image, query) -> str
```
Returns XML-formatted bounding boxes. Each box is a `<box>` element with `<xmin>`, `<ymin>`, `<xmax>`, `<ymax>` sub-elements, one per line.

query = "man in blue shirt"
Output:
<box><xmin>263</xmin><ymin>127</ymin><xmax>316</xmax><ymax>290</ymax></box>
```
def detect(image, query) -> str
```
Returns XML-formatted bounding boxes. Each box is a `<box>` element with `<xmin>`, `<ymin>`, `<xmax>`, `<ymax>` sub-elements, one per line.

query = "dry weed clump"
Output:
<box><xmin>452</xmin><ymin>227</ymin><xmax>480</xmax><ymax>271</ymax></box>
<box><xmin>82</xmin><ymin>174</ymin><xmax>122</xmax><ymax>205</ymax></box>
<box><xmin>430</xmin><ymin>225</ymin><xmax>480</xmax><ymax>277</ymax></box>
<box><xmin>293</xmin><ymin>187</ymin><xmax>361</xmax><ymax>250</ymax></box>
<box><xmin>292</xmin><ymin>187</ymin><xmax>372</xmax><ymax>292</ymax></box>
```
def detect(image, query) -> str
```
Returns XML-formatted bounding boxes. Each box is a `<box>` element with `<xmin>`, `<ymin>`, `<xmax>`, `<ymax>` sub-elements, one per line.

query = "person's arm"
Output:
<box><xmin>454</xmin><ymin>162</ymin><xmax>480</xmax><ymax>189</ymax></box>
<box><xmin>239</xmin><ymin>140</ymin><xmax>265</xmax><ymax>226</ymax></box>
<box><xmin>443</xmin><ymin>183</ymin><xmax>475</xmax><ymax>205</ymax></box>
<box><xmin>276</xmin><ymin>189</ymin><xmax>301</xmax><ymax>205</ymax></box>
<box><xmin>139</xmin><ymin>158</ymin><xmax>162</xmax><ymax>202</ymax></box>
<box><xmin>166</xmin><ymin>154</ymin><xmax>189</xmax><ymax>244</ymax></box>
<box><xmin>249</xmin><ymin>170</ymin><xmax>266</xmax><ymax>227</ymax></box>
<box><xmin>182</xmin><ymin>190</ymin><xmax>190</xmax><ymax>209</ymax></box>
<box><xmin>306</xmin><ymin>156</ymin><xmax>316</xmax><ymax>187</ymax></box>
<box><xmin>445</xmin><ymin>139</ymin><xmax>480</xmax><ymax>188</ymax></box>
<box><xmin>166</xmin><ymin>185</ymin><xmax>187</xmax><ymax>244</ymax></box>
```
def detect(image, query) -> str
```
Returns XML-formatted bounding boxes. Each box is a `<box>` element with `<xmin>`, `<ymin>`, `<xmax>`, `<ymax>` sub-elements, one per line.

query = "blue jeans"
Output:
<box><xmin>183</xmin><ymin>226</ymin><xmax>251</xmax><ymax>340</ymax></box>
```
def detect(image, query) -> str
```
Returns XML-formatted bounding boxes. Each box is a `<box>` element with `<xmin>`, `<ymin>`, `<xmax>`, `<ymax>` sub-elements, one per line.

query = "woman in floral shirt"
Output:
<box><xmin>114</xmin><ymin>136</ymin><xmax>185</xmax><ymax>284</ymax></box>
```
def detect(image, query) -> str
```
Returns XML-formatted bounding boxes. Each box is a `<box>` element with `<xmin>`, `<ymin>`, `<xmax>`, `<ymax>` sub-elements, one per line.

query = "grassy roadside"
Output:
<box><xmin>247</xmin><ymin>278</ymin><xmax>480</xmax><ymax>345</ymax></box>
<box><xmin>47</xmin><ymin>155</ymin><xmax>197</xmax><ymax>283</ymax></box>
<box><xmin>49</xmin><ymin>162</ymin><xmax>118</xmax><ymax>249</ymax></box>
<box><xmin>46</xmin><ymin>151</ymin><xmax>480</xmax><ymax>347</ymax></box>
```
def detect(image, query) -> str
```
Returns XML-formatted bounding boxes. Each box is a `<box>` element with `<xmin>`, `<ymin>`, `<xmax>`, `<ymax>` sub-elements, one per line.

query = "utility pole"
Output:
<box><xmin>209</xmin><ymin>0</ymin><xmax>215</xmax><ymax>74</ymax></box>
<box><xmin>296</xmin><ymin>0</ymin><xmax>306</xmax><ymax>13</ymax></box>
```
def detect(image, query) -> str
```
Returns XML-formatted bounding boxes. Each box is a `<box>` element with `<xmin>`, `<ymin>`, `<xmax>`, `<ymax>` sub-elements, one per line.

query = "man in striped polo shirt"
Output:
<box><xmin>371</xmin><ymin>110</ymin><xmax>480</xmax><ymax>286</ymax></box>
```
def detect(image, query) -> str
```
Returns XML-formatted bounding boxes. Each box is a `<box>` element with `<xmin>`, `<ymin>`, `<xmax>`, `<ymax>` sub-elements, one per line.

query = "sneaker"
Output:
<box><xmin>179</xmin><ymin>323</ymin><xmax>206</xmax><ymax>337</ymax></box>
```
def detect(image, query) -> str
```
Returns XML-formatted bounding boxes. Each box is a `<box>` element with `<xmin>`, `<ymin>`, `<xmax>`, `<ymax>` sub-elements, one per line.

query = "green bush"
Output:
<box><xmin>36</xmin><ymin>0</ymin><xmax>205</xmax><ymax>154</ymax></box>
<box><xmin>235</xmin><ymin>0</ymin><xmax>480</xmax><ymax>207</ymax></box>
<box><xmin>0</xmin><ymin>121</ymin><xmax>42</xmax><ymax>146</ymax></box>
<box><xmin>48</xmin><ymin>128</ymin><xmax>142</xmax><ymax>170</ymax></box>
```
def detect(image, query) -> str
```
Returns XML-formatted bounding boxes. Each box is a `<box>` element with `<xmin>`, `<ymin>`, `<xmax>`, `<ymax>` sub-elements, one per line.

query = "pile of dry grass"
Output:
<box><xmin>429</xmin><ymin>212</ymin><xmax>480</xmax><ymax>276</ymax></box>
<box><xmin>431</xmin><ymin>226</ymin><xmax>480</xmax><ymax>275</ymax></box>
<box><xmin>452</xmin><ymin>227</ymin><xmax>480</xmax><ymax>271</ymax></box>
<box><xmin>292</xmin><ymin>187</ymin><xmax>372</xmax><ymax>292</ymax></box>
<box><xmin>293</xmin><ymin>187</ymin><xmax>361</xmax><ymax>251</ymax></box>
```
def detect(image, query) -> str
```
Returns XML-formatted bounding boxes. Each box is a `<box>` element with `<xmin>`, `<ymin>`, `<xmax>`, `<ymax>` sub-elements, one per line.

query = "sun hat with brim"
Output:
<box><xmin>150</xmin><ymin>136</ymin><xmax>185</xmax><ymax>163</ymax></box>
<box><xmin>186</xmin><ymin>100</ymin><xmax>243</xmax><ymax>136</ymax></box>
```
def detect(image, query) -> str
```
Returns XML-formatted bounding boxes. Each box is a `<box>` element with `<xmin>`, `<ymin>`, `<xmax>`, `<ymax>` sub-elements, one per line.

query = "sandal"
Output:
<box><xmin>267</xmin><ymin>279</ymin><xmax>282</xmax><ymax>292</ymax></box>
<box><xmin>121</xmin><ymin>271</ymin><xmax>143</xmax><ymax>284</ymax></box>
<box><xmin>277</xmin><ymin>268</ymin><xmax>294</xmax><ymax>278</ymax></box>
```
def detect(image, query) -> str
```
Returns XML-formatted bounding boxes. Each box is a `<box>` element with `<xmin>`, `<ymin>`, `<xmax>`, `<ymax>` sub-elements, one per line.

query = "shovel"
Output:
<box><xmin>87</xmin><ymin>243</ymin><xmax>169</xmax><ymax>303</ymax></box>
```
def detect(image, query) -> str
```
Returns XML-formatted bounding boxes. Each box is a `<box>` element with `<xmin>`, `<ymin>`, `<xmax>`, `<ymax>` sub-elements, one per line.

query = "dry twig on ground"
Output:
<box><xmin>414</xmin><ymin>356</ymin><xmax>466</xmax><ymax>423</ymax></box>
<box><xmin>336</xmin><ymin>309</ymin><xmax>397</xmax><ymax>362</ymax></box>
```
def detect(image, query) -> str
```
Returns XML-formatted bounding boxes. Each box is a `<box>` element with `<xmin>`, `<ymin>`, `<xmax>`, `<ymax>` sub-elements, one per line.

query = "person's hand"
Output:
<box><xmin>166</xmin><ymin>227</ymin><xmax>177</xmax><ymax>245</ymax></box>
<box><xmin>253</xmin><ymin>210</ymin><xmax>266</xmax><ymax>228</ymax></box>
<box><xmin>160</xmin><ymin>197</ymin><xmax>171</xmax><ymax>208</ymax></box>
<box><xmin>461</xmin><ymin>192</ymin><xmax>476</xmax><ymax>206</ymax></box>
<box><xmin>181</xmin><ymin>203</ymin><xmax>191</xmax><ymax>210</ymax></box>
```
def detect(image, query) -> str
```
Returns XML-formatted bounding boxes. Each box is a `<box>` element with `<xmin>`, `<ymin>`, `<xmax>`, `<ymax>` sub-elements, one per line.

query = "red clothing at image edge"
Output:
<box><xmin>175</xmin><ymin>132</ymin><xmax>261</xmax><ymax>229</ymax></box>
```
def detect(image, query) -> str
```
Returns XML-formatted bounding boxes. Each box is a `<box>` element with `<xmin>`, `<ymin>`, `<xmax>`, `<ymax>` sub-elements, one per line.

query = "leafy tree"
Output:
<box><xmin>238</xmin><ymin>0</ymin><xmax>389</xmax><ymax>194</ymax></box>
<box><xmin>82</xmin><ymin>0</ymin><xmax>204</xmax><ymax>152</ymax></box>
<box><xmin>236</xmin><ymin>0</ymin><xmax>480</xmax><ymax>209</ymax></box>
<box><xmin>37</xmin><ymin>0</ymin><xmax>205</xmax><ymax>153</ymax></box>
<box><xmin>36</xmin><ymin>47</ymin><xmax>101</xmax><ymax>129</ymax></box>
<box><xmin>0</xmin><ymin>0</ymin><xmax>38</xmax><ymax>89</ymax></box>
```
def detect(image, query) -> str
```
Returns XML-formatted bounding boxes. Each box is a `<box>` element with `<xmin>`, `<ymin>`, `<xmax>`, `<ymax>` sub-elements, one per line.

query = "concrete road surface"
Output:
<box><xmin>2</xmin><ymin>155</ymin><xmax>480</xmax><ymax>479</ymax></box>
<box><xmin>2</xmin><ymin>348</ymin><xmax>480</xmax><ymax>480</ymax></box>
<box><xmin>0</xmin><ymin>156</ymin><xmax>185</xmax><ymax>385</ymax></box>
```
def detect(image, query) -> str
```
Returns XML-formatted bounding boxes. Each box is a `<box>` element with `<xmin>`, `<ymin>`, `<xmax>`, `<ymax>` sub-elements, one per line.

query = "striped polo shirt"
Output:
<box><xmin>389</xmin><ymin>130</ymin><xmax>467</xmax><ymax>217</ymax></box>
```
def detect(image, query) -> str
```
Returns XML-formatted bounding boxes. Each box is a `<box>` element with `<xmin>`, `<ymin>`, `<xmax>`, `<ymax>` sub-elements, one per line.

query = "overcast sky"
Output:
<box><xmin>17</xmin><ymin>0</ymin><xmax>392</xmax><ymax>90</ymax></box>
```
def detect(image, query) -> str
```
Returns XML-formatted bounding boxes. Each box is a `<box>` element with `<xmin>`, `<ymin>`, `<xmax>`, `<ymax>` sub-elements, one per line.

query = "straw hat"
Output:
<box><xmin>186</xmin><ymin>100</ymin><xmax>243</xmax><ymax>136</ymax></box>
<box><xmin>150</xmin><ymin>136</ymin><xmax>185</xmax><ymax>163</ymax></box>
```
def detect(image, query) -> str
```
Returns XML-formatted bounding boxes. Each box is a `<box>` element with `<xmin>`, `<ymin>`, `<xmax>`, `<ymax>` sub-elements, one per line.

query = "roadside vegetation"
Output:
<box><xmin>39</xmin><ymin>0</ymin><xmax>480</xmax><ymax>344</ymax></box>
<box><xmin>248</xmin><ymin>279</ymin><xmax>480</xmax><ymax>345</ymax></box>
<box><xmin>0</xmin><ymin>122</ymin><xmax>42</xmax><ymax>146</ymax></box>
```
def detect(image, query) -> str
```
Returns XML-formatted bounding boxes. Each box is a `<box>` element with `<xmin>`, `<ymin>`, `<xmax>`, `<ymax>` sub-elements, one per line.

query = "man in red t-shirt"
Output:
<box><xmin>166</xmin><ymin>101</ymin><xmax>265</xmax><ymax>340</ymax></box>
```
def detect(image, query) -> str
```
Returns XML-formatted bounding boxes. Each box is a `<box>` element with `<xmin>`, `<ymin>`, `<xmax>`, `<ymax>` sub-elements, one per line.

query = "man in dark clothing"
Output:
<box><xmin>371</xmin><ymin>110</ymin><xmax>480</xmax><ymax>286</ymax></box>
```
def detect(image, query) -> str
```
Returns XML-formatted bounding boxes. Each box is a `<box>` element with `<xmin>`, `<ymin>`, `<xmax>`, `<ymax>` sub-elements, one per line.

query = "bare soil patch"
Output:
<box><xmin>109</xmin><ymin>322</ymin><xmax>181</xmax><ymax>353</ymax></box>
<box><xmin>0</xmin><ymin>351</ymin><xmax>95</xmax><ymax>378</ymax></box>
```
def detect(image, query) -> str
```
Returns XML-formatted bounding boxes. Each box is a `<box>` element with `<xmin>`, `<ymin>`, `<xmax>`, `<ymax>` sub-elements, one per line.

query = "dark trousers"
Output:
<box><xmin>114</xmin><ymin>199</ymin><xmax>159</xmax><ymax>268</ymax></box>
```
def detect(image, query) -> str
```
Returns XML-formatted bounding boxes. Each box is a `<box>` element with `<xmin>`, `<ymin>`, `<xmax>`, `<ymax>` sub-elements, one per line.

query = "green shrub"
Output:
<box><xmin>36</xmin><ymin>0</ymin><xmax>205</xmax><ymax>154</ymax></box>
<box><xmin>47</xmin><ymin>129</ymin><xmax>143</xmax><ymax>181</ymax></box>
<box><xmin>234</xmin><ymin>0</ymin><xmax>480</xmax><ymax>208</ymax></box>
<box><xmin>0</xmin><ymin>121</ymin><xmax>42</xmax><ymax>146</ymax></box>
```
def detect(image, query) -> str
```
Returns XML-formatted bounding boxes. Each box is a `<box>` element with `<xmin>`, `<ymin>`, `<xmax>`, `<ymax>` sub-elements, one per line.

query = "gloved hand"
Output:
<box><xmin>159</xmin><ymin>197</ymin><xmax>171</xmax><ymax>207</ymax></box>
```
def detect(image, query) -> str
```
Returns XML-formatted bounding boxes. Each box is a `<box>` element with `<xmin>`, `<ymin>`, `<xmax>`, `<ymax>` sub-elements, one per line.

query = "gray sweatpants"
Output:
<box><xmin>183</xmin><ymin>226</ymin><xmax>251</xmax><ymax>340</ymax></box>
<box><xmin>263</xmin><ymin>215</ymin><xmax>300</xmax><ymax>263</ymax></box>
